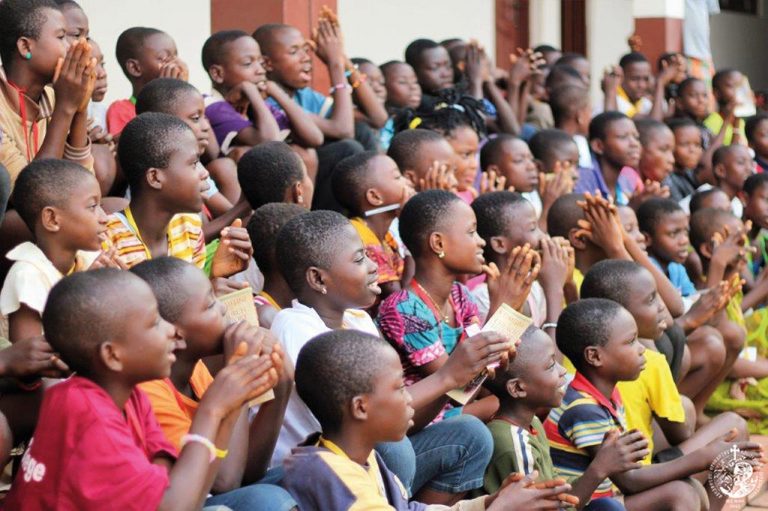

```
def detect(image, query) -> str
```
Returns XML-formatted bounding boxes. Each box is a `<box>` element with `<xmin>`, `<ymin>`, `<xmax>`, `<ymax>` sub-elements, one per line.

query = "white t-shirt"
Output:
<box><xmin>573</xmin><ymin>135</ymin><xmax>593</xmax><ymax>169</ymax></box>
<box><xmin>522</xmin><ymin>191</ymin><xmax>543</xmax><ymax>218</ymax></box>
<box><xmin>265</xmin><ymin>300</ymin><xmax>380</xmax><ymax>466</ymax></box>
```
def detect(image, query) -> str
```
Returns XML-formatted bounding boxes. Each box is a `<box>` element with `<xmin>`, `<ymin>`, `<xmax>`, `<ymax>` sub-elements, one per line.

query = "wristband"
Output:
<box><xmin>542</xmin><ymin>322</ymin><xmax>557</xmax><ymax>330</ymax></box>
<box><xmin>180</xmin><ymin>434</ymin><xmax>228</xmax><ymax>463</ymax></box>
<box><xmin>329</xmin><ymin>82</ymin><xmax>352</xmax><ymax>94</ymax></box>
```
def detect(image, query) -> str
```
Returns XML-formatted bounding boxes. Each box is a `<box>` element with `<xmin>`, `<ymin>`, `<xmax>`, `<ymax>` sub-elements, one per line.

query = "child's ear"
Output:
<box><xmin>699</xmin><ymin>242</ymin><xmax>713</xmax><ymax>260</ymax></box>
<box><xmin>402</xmin><ymin>169</ymin><xmax>418</xmax><ymax>188</ymax></box>
<box><xmin>125</xmin><ymin>58</ymin><xmax>142</xmax><ymax>79</ymax></box>
<box><xmin>99</xmin><ymin>342</ymin><xmax>124</xmax><ymax>372</ymax></box>
<box><xmin>713</xmin><ymin>163</ymin><xmax>726</xmax><ymax>182</ymax></box>
<box><xmin>487</xmin><ymin>164</ymin><xmax>500</xmax><ymax>176</ymax></box>
<box><xmin>427</xmin><ymin>231</ymin><xmax>445</xmax><ymax>258</ymax></box>
<box><xmin>584</xmin><ymin>346</ymin><xmax>602</xmax><ymax>368</ymax></box>
<box><xmin>287</xmin><ymin>181</ymin><xmax>305</xmax><ymax>206</ymax></box>
<box><xmin>489</xmin><ymin>235</ymin><xmax>510</xmax><ymax>255</ymax></box>
<box><xmin>262</xmin><ymin>55</ymin><xmax>274</xmax><ymax>73</ymax></box>
<box><xmin>306</xmin><ymin>266</ymin><xmax>328</xmax><ymax>294</ymax></box>
<box><xmin>641</xmin><ymin>230</ymin><xmax>653</xmax><ymax>248</ymax></box>
<box><xmin>40</xmin><ymin>206</ymin><xmax>61</xmax><ymax>233</ymax></box>
<box><xmin>350</xmin><ymin>394</ymin><xmax>369</xmax><ymax>421</ymax></box>
<box><xmin>568</xmin><ymin>227</ymin><xmax>587</xmax><ymax>250</ymax></box>
<box><xmin>534</xmin><ymin>159</ymin><xmax>545</xmax><ymax>173</ymax></box>
<box><xmin>145</xmin><ymin>168</ymin><xmax>164</xmax><ymax>190</ymax></box>
<box><xmin>208</xmin><ymin>64</ymin><xmax>225</xmax><ymax>85</ymax></box>
<box><xmin>506</xmin><ymin>378</ymin><xmax>526</xmax><ymax>399</ymax></box>
<box><xmin>590</xmin><ymin>138</ymin><xmax>604</xmax><ymax>156</ymax></box>
<box><xmin>365</xmin><ymin>188</ymin><xmax>384</xmax><ymax>208</ymax></box>
<box><xmin>16</xmin><ymin>37</ymin><xmax>33</xmax><ymax>61</ymax></box>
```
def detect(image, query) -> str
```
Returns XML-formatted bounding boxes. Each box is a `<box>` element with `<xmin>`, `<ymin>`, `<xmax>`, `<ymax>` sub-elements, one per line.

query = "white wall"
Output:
<box><xmin>586</xmin><ymin>0</ymin><xmax>635</xmax><ymax>106</ymax></box>
<box><xmin>529</xmin><ymin>0</ymin><xmax>561</xmax><ymax>48</ymax></box>
<box><xmin>337</xmin><ymin>0</ymin><xmax>495</xmax><ymax>65</ymax></box>
<box><xmin>710</xmin><ymin>3</ymin><xmax>768</xmax><ymax>89</ymax></box>
<box><xmin>79</xmin><ymin>0</ymin><xmax>211</xmax><ymax>106</ymax></box>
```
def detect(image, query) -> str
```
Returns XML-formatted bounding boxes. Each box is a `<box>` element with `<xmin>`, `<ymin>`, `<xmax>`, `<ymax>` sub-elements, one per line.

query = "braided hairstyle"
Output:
<box><xmin>393</xmin><ymin>88</ymin><xmax>486</xmax><ymax>138</ymax></box>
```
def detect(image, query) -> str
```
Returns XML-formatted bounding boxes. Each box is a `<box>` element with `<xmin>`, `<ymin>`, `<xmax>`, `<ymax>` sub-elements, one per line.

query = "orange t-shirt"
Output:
<box><xmin>139</xmin><ymin>360</ymin><xmax>213</xmax><ymax>449</ymax></box>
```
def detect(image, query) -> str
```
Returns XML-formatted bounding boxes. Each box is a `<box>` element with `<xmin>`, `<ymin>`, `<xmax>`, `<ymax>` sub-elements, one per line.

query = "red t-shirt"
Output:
<box><xmin>4</xmin><ymin>376</ymin><xmax>177</xmax><ymax>511</ymax></box>
<box><xmin>106</xmin><ymin>98</ymin><xmax>136</xmax><ymax>135</ymax></box>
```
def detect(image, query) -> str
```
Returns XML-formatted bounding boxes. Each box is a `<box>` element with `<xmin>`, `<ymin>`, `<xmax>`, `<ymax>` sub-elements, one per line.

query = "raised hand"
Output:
<box><xmin>211</xmin><ymin>219</ymin><xmax>253</xmax><ymax>278</ymax></box>
<box><xmin>200</xmin><ymin>349</ymin><xmax>280</xmax><ymax>419</ymax></box>
<box><xmin>539</xmin><ymin>236</ymin><xmax>570</xmax><ymax>293</ymax></box>
<box><xmin>53</xmin><ymin>38</ymin><xmax>96</xmax><ymax>114</ymax></box>
<box><xmin>88</xmin><ymin>245</ymin><xmax>128</xmax><ymax>270</ymax></box>
<box><xmin>576</xmin><ymin>192</ymin><xmax>628</xmax><ymax>258</ymax></box>
<box><xmin>539</xmin><ymin>160</ymin><xmax>574</xmax><ymax>210</ymax></box>
<box><xmin>159</xmin><ymin>58</ymin><xmax>189</xmax><ymax>81</ymax></box>
<box><xmin>485</xmin><ymin>243</ymin><xmax>542</xmax><ymax>312</ymax></box>
<box><xmin>312</xmin><ymin>17</ymin><xmax>345</xmax><ymax>67</ymax></box>
<box><xmin>479</xmin><ymin>169</ymin><xmax>512</xmax><ymax>195</ymax></box>
<box><xmin>680</xmin><ymin>283</ymin><xmax>729</xmax><ymax>331</ymax></box>
<box><xmin>418</xmin><ymin>160</ymin><xmax>457</xmax><ymax>192</ymax></box>
<box><xmin>601</xmin><ymin>65</ymin><xmax>623</xmax><ymax>94</ymax></box>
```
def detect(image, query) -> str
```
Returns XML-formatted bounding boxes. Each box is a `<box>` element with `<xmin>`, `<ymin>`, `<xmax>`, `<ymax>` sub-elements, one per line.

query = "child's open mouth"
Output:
<box><xmin>367</xmin><ymin>278</ymin><xmax>382</xmax><ymax>295</ymax></box>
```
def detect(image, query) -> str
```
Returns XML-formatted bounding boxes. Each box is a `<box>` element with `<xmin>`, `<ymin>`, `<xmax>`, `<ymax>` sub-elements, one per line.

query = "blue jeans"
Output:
<box><xmin>204</xmin><ymin>468</ymin><xmax>296</xmax><ymax>511</ymax></box>
<box><xmin>585</xmin><ymin>497</ymin><xmax>626</xmax><ymax>510</ymax></box>
<box><xmin>376</xmin><ymin>414</ymin><xmax>493</xmax><ymax>495</ymax></box>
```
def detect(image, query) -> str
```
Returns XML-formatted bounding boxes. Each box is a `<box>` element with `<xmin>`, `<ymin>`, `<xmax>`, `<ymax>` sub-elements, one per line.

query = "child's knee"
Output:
<box><xmin>717</xmin><ymin>411</ymin><xmax>748</xmax><ymax>440</ymax></box>
<box><xmin>665</xmin><ymin>479</ymin><xmax>705</xmax><ymax>510</ymax></box>
<box><xmin>691</xmin><ymin>326</ymin><xmax>726</xmax><ymax>364</ymax></box>
<box><xmin>681</xmin><ymin>395</ymin><xmax>697</xmax><ymax>430</ymax></box>
<box><xmin>717</xmin><ymin>319</ymin><xmax>745</xmax><ymax>356</ymax></box>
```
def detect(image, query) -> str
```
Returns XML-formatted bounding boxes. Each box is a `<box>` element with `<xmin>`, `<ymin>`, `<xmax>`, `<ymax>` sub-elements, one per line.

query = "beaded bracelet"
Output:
<box><xmin>180</xmin><ymin>434</ymin><xmax>228</xmax><ymax>463</ymax></box>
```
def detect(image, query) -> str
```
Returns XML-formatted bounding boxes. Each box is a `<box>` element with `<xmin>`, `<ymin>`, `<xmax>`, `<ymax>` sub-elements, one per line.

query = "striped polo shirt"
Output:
<box><xmin>544</xmin><ymin>372</ymin><xmax>627</xmax><ymax>499</ymax></box>
<box><xmin>103</xmin><ymin>211</ymin><xmax>206</xmax><ymax>270</ymax></box>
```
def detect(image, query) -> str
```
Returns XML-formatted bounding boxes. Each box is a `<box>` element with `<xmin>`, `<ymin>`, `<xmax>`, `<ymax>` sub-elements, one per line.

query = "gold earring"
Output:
<box><xmin>438</xmin><ymin>251</ymin><xmax>445</xmax><ymax>259</ymax></box>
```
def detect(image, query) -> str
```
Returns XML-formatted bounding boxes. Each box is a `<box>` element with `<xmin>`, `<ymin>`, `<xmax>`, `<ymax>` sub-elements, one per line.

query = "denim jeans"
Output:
<box><xmin>204</xmin><ymin>467</ymin><xmax>296</xmax><ymax>511</ymax></box>
<box><xmin>585</xmin><ymin>497</ymin><xmax>626</xmax><ymax>510</ymax></box>
<box><xmin>376</xmin><ymin>414</ymin><xmax>493</xmax><ymax>495</ymax></box>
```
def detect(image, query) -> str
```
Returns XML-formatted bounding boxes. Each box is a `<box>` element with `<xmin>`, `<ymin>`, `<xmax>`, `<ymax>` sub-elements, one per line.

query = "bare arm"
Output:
<box><xmin>231</xmin><ymin>83</ymin><xmax>281</xmax><ymax>146</ymax></box>
<box><xmin>310</xmin><ymin>20</ymin><xmax>354</xmax><ymax>140</ymax></box>
<box><xmin>348</xmin><ymin>63</ymin><xmax>388</xmax><ymax>129</ymax></box>
<box><xmin>266</xmin><ymin>81</ymin><xmax>324</xmax><ymax>147</ymax></box>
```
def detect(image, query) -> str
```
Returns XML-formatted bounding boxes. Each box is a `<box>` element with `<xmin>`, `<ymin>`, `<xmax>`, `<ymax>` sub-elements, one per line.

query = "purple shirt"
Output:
<box><xmin>574</xmin><ymin>155</ymin><xmax>631</xmax><ymax>206</ymax></box>
<box><xmin>205</xmin><ymin>100</ymin><xmax>289</xmax><ymax>151</ymax></box>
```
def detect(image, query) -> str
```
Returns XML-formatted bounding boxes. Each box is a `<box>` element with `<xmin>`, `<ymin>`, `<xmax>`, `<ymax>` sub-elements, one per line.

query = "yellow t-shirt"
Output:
<box><xmin>617</xmin><ymin>350</ymin><xmax>685</xmax><ymax>464</ymax></box>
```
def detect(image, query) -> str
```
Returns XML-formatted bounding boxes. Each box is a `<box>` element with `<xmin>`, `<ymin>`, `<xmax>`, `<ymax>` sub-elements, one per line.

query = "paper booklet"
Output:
<box><xmin>219</xmin><ymin>287</ymin><xmax>274</xmax><ymax>405</ymax></box>
<box><xmin>446</xmin><ymin>304</ymin><xmax>532</xmax><ymax>405</ymax></box>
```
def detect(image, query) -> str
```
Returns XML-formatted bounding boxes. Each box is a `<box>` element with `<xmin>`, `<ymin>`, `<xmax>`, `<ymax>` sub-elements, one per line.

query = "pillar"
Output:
<box><xmin>210</xmin><ymin>0</ymin><xmax>337</xmax><ymax>91</ymax></box>
<box><xmin>632</xmin><ymin>0</ymin><xmax>684</xmax><ymax>67</ymax></box>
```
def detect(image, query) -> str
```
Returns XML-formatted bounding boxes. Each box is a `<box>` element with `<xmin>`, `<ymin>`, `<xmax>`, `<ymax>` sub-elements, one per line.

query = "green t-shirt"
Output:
<box><xmin>484</xmin><ymin>415</ymin><xmax>554</xmax><ymax>494</ymax></box>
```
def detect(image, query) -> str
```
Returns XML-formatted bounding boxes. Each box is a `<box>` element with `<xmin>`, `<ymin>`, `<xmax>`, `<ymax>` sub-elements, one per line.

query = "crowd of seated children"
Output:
<box><xmin>3</xmin><ymin>1</ymin><xmax>768</xmax><ymax>509</ymax></box>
